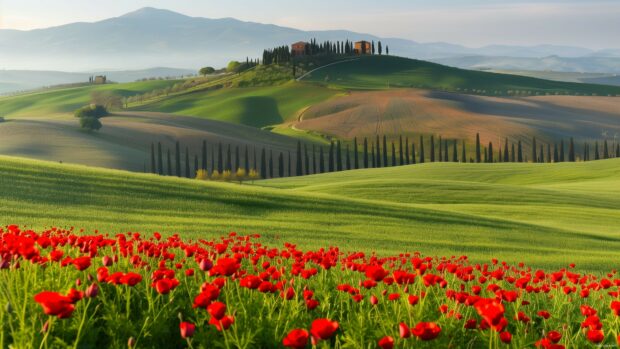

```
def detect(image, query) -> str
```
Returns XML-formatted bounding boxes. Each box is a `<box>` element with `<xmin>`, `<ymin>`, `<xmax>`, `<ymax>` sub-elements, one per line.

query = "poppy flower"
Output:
<box><xmin>207</xmin><ymin>302</ymin><xmax>227</xmax><ymax>320</ymax></box>
<box><xmin>33</xmin><ymin>291</ymin><xmax>75</xmax><ymax>319</ymax></box>
<box><xmin>179</xmin><ymin>322</ymin><xmax>196</xmax><ymax>338</ymax></box>
<box><xmin>365</xmin><ymin>265</ymin><xmax>389</xmax><ymax>282</ymax></box>
<box><xmin>586</xmin><ymin>329</ymin><xmax>604</xmax><ymax>343</ymax></box>
<box><xmin>209</xmin><ymin>315</ymin><xmax>234</xmax><ymax>331</ymax></box>
<box><xmin>120</xmin><ymin>273</ymin><xmax>142</xmax><ymax>287</ymax></box>
<box><xmin>310</xmin><ymin>318</ymin><xmax>339</xmax><ymax>340</ymax></box>
<box><xmin>282</xmin><ymin>329</ymin><xmax>309</xmax><ymax>349</ymax></box>
<box><xmin>611</xmin><ymin>300</ymin><xmax>620</xmax><ymax>316</ymax></box>
<box><xmin>154</xmin><ymin>278</ymin><xmax>176</xmax><ymax>295</ymax></box>
<box><xmin>213</xmin><ymin>257</ymin><xmax>240</xmax><ymax>276</ymax></box>
<box><xmin>500</xmin><ymin>331</ymin><xmax>512</xmax><ymax>344</ymax></box>
<box><xmin>306</xmin><ymin>299</ymin><xmax>319</xmax><ymax>310</ymax></box>
<box><xmin>399</xmin><ymin>322</ymin><xmax>410</xmax><ymax>338</ymax></box>
<box><xmin>72</xmin><ymin>256</ymin><xmax>91</xmax><ymax>271</ymax></box>
<box><xmin>378</xmin><ymin>336</ymin><xmax>394</xmax><ymax>349</ymax></box>
<box><xmin>411</xmin><ymin>322</ymin><xmax>441</xmax><ymax>341</ymax></box>
<box><xmin>547</xmin><ymin>330</ymin><xmax>562</xmax><ymax>343</ymax></box>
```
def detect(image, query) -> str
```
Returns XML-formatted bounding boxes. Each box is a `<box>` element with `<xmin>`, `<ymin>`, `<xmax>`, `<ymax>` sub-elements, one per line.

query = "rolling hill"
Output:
<box><xmin>1</xmin><ymin>155</ymin><xmax>619</xmax><ymax>271</ymax></box>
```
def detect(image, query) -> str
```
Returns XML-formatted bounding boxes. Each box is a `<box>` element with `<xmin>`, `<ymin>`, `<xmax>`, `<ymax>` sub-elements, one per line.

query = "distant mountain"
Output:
<box><xmin>0</xmin><ymin>67</ymin><xmax>194</xmax><ymax>95</ymax></box>
<box><xmin>434</xmin><ymin>56</ymin><xmax>620</xmax><ymax>74</ymax></box>
<box><xmin>0</xmin><ymin>7</ymin><xmax>618</xmax><ymax>73</ymax></box>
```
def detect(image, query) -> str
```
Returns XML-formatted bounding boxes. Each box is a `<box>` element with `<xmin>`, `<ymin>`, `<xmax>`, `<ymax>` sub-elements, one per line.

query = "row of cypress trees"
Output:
<box><xmin>149</xmin><ymin>136</ymin><xmax>620</xmax><ymax>179</ymax></box>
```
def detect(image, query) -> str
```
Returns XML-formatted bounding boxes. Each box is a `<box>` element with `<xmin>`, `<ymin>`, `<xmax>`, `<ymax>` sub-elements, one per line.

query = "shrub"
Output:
<box><xmin>79</xmin><ymin>116</ymin><xmax>102</xmax><ymax>131</ymax></box>
<box><xmin>195</xmin><ymin>169</ymin><xmax>209</xmax><ymax>180</ymax></box>
<box><xmin>74</xmin><ymin>105</ymin><xmax>108</xmax><ymax>119</ymax></box>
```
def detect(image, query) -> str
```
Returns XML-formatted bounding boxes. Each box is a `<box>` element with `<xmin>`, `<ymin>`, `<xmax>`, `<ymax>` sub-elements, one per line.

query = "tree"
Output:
<box><xmin>354</xmin><ymin>137</ymin><xmax>359</xmax><ymax>169</ymax></box>
<box><xmin>438</xmin><ymin>137</ymin><xmax>443</xmax><ymax>162</ymax></box>
<box><xmin>378</xmin><ymin>41</ymin><xmax>383</xmax><ymax>55</ymax></box>
<box><xmin>304</xmin><ymin>144</ymin><xmax>310</xmax><ymax>175</ymax></box>
<box><xmin>199</xmin><ymin>67</ymin><xmax>215</xmax><ymax>76</ymax></box>
<box><xmin>391</xmin><ymin>142</ymin><xmax>396</xmax><ymax>166</ymax></box>
<box><xmin>319</xmin><ymin>147</ymin><xmax>325</xmax><ymax>173</ymax></box>
<box><xmin>245</xmin><ymin>146</ymin><xmax>250</xmax><ymax>173</ymax></box>
<box><xmin>488</xmin><ymin>142</ymin><xmax>494</xmax><ymax>163</ymax></box>
<box><xmin>269</xmin><ymin>150</ymin><xmax>274</xmax><ymax>178</ymax></box>
<box><xmin>546</xmin><ymin>144</ymin><xmax>551</xmax><ymax>163</ymax></box>
<box><xmin>419</xmin><ymin>136</ymin><xmax>425</xmax><ymax>164</ymax></box>
<box><xmin>376</xmin><ymin>135</ymin><xmax>382</xmax><ymax>167</ymax></box>
<box><xmin>568</xmin><ymin>138</ymin><xmax>576</xmax><ymax>162</ymax></box>
<box><xmin>226</xmin><ymin>145</ymin><xmax>232</xmax><ymax>172</ymax></box>
<box><xmin>312</xmin><ymin>145</ymin><xmax>317</xmax><ymax>174</ymax></box>
<box><xmin>157</xmin><ymin>142</ymin><xmax>164</xmax><ymax>175</ymax></box>
<box><xmin>531</xmin><ymin>137</ymin><xmax>537</xmax><ymax>163</ymax></box>
<box><xmin>430</xmin><ymin>136</ymin><xmax>435</xmax><ymax>162</ymax></box>
<box><xmin>603</xmin><ymin>140</ymin><xmax>609</xmax><ymax>159</ymax></box>
<box><xmin>167</xmin><ymin>149</ymin><xmax>172</xmax><ymax>176</ymax></box>
<box><xmin>175</xmin><ymin>141</ymin><xmax>181</xmax><ymax>177</ymax></box>
<box><xmin>78</xmin><ymin>116</ymin><xmax>102</xmax><ymax>131</ymax></box>
<box><xmin>382</xmin><ymin>136</ymin><xmax>388</xmax><ymax>167</ymax></box>
<box><xmin>594</xmin><ymin>142</ymin><xmax>600</xmax><ymax>160</ymax></box>
<box><xmin>150</xmin><ymin>143</ymin><xmax>156</xmax><ymax>174</ymax></box>
<box><xmin>444</xmin><ymin>139</ymin><xmax>449</xmax><ymax>162</ymax></box>
<box><xmin>346</xmin><ymin>145</ymin><xmax>351</xmax><ymax>170</ymax></box>
<box><xmin>462</xmin><ymin>140</ymin><xmax>466</xmax><ymax>163</ymax></box>
<box><xmin>559</xmin><ymin>140</ymin><xmax>565</xmax><ymax>162</ymax></box>
<box><xmin>194</xmin><ymin>155</ymin><xmax>199</xmax><ymax>177</ymax></box>
<box><xmin>452</xmin><ymin>140</ymin><xmax>458</xmax><ymax>162</ymax></box>
<box><xmin>260</xmin><ymin>148</ymin><xmax>267</xmax><ymax>179</ymax></box>
<box><xmin>185</xmin><ymin>147</ymin><xmax>191</xmax><ymax>178</ymax></box>
<box><xmin>371</xmin><ymin>143</ymin><xmax>376</xmax><ymax>168</ymax></box>
<box><xmin>475</xmin><ymin>133</ymin><xmax>481</xmax><ymax>163</ymax></box>
<box><xmin>278</xmin><ymin>152</ymin><xmax>284</xmax><ymax>177</ymax></box>
<box><xmin>386</xmin><ymin>46</ymin><xmax>389</xmax><ymax>55</ymax></box>
<box><xmin>202</xmin><ymin>141</ymin><xmax>207</xmax><ymax>170</ymax></box>
<box><xmin>363</xmin><ymin>138</ymin><xmax>369</xmax><ymax>168</ymax></box>
<box><xmin>517</xmin><ymin>141</ymin><xmax>523</xmax><ymax>162</ymax></box>
<box><xmin>503</xmin><ymin>139</ymin><xmax>509</xmax><ymax>163</ymax></box>
<box><xmin>296</xmin><ymin>141</ymin><xmax>303</xmax><ymax>176</ymax></box>
<box><xmin>511</xmin><ymin>143</ymin><xmax>516</xmax><ymax>162</ymax></box>
<box><xmin>405</xmin><ymin>137</ymin><xmax>410</xmax><ymax>165</ymax></box>
<box><xmin>411</xmin><ymin>143</ymin><xmax>416</xmax><ymax>164</ymax></box>
<box><xmin>217</xmin><ymin>143</ymin><xmax>223</xmax><ymax>173</ymax></box>
<box><xmin>235</xmin><ymin>146</ymin><xmax>240</xmax><ymax>172</ymax></box>
<box><xmin>328</xmin><ymin>142</ymin><xmax>335</xmax><ymax>172</ymax></box>
<box><xmin>553</xmin><ymin>143</ymin><xmax>559</xmax><ymax>163</ymax></box>
<box><xmin>616</xmin><ymin>143</ymin><xmax>620</xmax><ymax>158</ymax></box>
<box><xmin>336</xmin><ymin>141</ymin><xmax>343</xmax><ymax>171</ymax></box>
<box><xmin>399</xmin><ymin>136</ymin><xmax>404</xmax><ymax>165</ymax></box>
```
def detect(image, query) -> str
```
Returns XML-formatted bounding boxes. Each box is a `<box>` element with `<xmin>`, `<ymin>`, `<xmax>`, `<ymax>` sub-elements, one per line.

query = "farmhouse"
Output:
<box><xmin>291</xmin><ymin>41</ymin><xmax>308</xmax><ymax>56</ymax></box>
<box><xmin>354</xmin><ymin>41</ymin><xmax>371</xmax><ymax>55</ymax></box>
<box><xmin>90</xmin><ymin>75</ymin><xmax>107</xmax><ymax>84</ymax></box>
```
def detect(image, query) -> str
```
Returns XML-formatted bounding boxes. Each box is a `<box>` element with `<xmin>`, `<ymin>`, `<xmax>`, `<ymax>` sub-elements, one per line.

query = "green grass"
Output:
<box><xmin>303</xmin><ymin>55</ymin><xmax>620</xmax><ymax>96</ymax></box>
<box><xmin>1</xmin><ymin>155</ymin><xmax>619</xmax><ymax>271</ymax></box>
<box><xmin>138</xmin><ymin>81</ymin><xmax>341</xmax><ymax>128</ymax></box>
<box><xmin>0</xmin><ymin>80</ymin><xmax>182</xmax><ymax>118</ymax></box>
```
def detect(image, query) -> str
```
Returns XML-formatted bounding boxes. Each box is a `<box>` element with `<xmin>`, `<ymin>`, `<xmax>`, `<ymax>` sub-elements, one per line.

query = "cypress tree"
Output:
<box><xmin>391</xmin><ymin>142</ymin><xmax>396</xmax><ymax>166</ymax></box>
<box><xmin>354</xmin><ymin>137</ymin><xmax>359</xmax><ymax>169</ymax></box>
<box><xmin>304</xmin><ymin>144</ymin><xmax>310</xmax><ymax>175</ymax></box>
<box><xmin>517</xmin><ymin>141</ymin><xmax>522</xmax><ymax>162</ymax></box>
<box><xmin>419</xmin><ymin>136</ymin><xmax>425</xmax><ymax>164</ymax></box>
<box><xmin>175</xmin><ymin>141</ymin><xmax>181</xmax><ymax>176</ymax></box>
<box><xmin>336</xmin><ymin>141</ymin><xmax>343</xmax><ymax>171</ymax></box>
<box><xmin>546</xmin><ymin>144</ymin><xmax>551</xmax><ymax>163</ymax></box>
<box><xmin>405</xmin><ymin>137</ymin><xmax>410</xmax><ymax>165</ymax></box>
<box><xmin>483</xmin><ymin>147</ymin><xmax>488</xmax><ymax>163</ymax></box>
<box><xmin>167</xmin><ymin>148</ymin><xmax>172</xmax><ymax>176</ymax></box>
<box><xmin>244</xmin><ymin>146</ymin><xmax>250</xmax><ymax>172</ymax></box>
<box><xmin>452</xmin><ymin>140</ymin><xmax>458</xmax><ymax>162</ymax></box>
<box><xmin>202</xmin><ymin>141</ymin><xmax>207</xmax><ymax>170</ymax></box>
<box><xmin>382</xmin><ymin>136</ymin><xmax>388</xmax><ymax>167</ymax></box>
<box><xmin>475</xmin><ymin>133</ymin><xmax>481</xmax><ymax>163</ymax></box>
<box><xmin>616</xmin><ymin>143</ymin><xmax>620</xmax><ymax>158</ymax></box>
<box><xmin>444</xmin><ymin>139</ymin><xmax>449</xmax><ymax>162</ymax></box>
<box><xmin>150</xmin><ymin>143</ymin><xmax>156</xmax><ymax>173</ymax></box>
<box><xmin>399</xmin><ymin>136</ymin><xmax>404</xmax><ymax>165</ymax></box>
<box><xmin>531</xmin><ymin>137</ymin><xmax>537</xmax><ymax>163</ymax></box>
<box><xmin>217</xmin><ymin>143</ymin><xmax>223</xmax><ymax>173</ymax></box>
<box><xmin>328</xmin><ymin>142</ymin><xmax>334</xmax><ymax>172</ymax></box>
<box><xmin>499</xmin><ymin>148</ymin><xmax>503</xmax><ymax>163</ymax></box>
<box><xmin>363</xmin><ymin>137</ymin><xmax>369</xmax><ymax>168</ymax></box>
<box><xmin>462</xmin><ymin>140</ymin><xmax>467</xmax><ymax>163</ymax></box>
<box><xmin>553</xmin><ymin>143</ymin><xmax>559</xmax><ymax>162</ymax></box>
<box><xmin>312</xmin><ymin>145</ymin><xmax>317</xmax><ymax>174</ymax></box>
<box><xmin>278</xmin><ymin>152</ymin><xmax>284</xmax><ymax>177</ymax></box>
<box><xmin>511</xmin><ymin>143</ymin><xmax>516</xmax><ymax>162</ymax></box>
<box><xmin>211</xmin><ymin>148</ymin><xmax>215</xmax><ymax>175</ymax></box>
<box><xmin>569</xmin><ymin>138</ymin><xmax>576</xmax><ymax>162</ymax></box>
<box><xmin>438</xmin><ymin>136</ymin><xmax>443</xmax><ymax>162</ymax></box>
<box><xmin>288</xmin><ymin>151</ymin><xmax>292</xmax><ymax>176</ymax></box>
<box><xmin>503</xmin><ymin>139</ymin><xmax>509</xmax><ymax>163</ymax></box>
<box><xmin>411</xmin><ymin>143</ymin><xmax>417</xmax><ymax>164</ymax></box>
<box><xmin>371</xmin><ymin>143</ymin><xmax>376</xmax><ymax>168</ymax></box>
<box><xmin>430</xmin><ymin>136</ymin><xmax>435</xmax><ymax>162</ymax></box>
<box><xmin>346</xmin><ymin>145</ymin><xmax>351</xmax><ymax>170</ymax></box>
<box><xmin>603</xmin><ymin>140</ymin><xmax>609</xmax><ymax>159</ymax></box>
<box><xmin>594</xmin><ymin>142</ymin><xmax>600</xmax><ymax>160</ymax></box>
<box><xmin>269</xmin><ymin>150</ymin><xmax>274</xmax><ymax>178</ymax></box>
<box><xmin>376</xmin><ymin>135</ymin><xmax>381</xmax><ymax>167</ymax></box>
<box><xmin>559</xmin><ymin>140</ymin><xmax>565</xmax><ymax>162</ymax></box>
<box><xmin>157</xmin><ymin>142</ymin><xmax>164</xmax><ymax>175</ymax></box>
<box><xmin>488</xmin><ymin>142</ymin><xmax>494</xmax><ymax>163</ymax></box>
<box><xmin>539</xmin><ymin>145</ymin><xmax>544</xmax><ymax>163</ymax></box>
<box><xmin>226</xmin><ymin>144</ymin><xmax>232</xmax><ymax>171</ymax></box>
<box><xmin>319</xmin><ymin>147</ymin><xmax>325</xmax><ymax>173</ymax></box>
<box><xmin>583</xmin><ymin>143</ymin><xmax>588</xmax><ymax>161</ymax></box>
<box><xmin>235</xmin><ymin>146</ymin><xmax>240</xmax><ymax>171</ymax></box>
<box><xmin>259</xmin><ymin>148</ymin><xmax>266</xmax><ymax>178</ymax></box>
<box><xmin>194</xmin><ymin>155</ymin><xmax>198</xmax><ymax>177</ymax></box>
<box><xmin>296</xmin><ymin>141</ymin><xmax>303</xmax><ymax>176</ymax></box>
<box><xmin>185</xmin><ymin>147</ymin><xmax>190</xmax><ymax>178</ymax></box>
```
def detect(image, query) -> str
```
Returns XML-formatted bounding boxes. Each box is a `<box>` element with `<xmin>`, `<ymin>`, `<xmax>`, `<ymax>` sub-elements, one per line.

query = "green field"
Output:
<box><xmin>1</xmin><ymin>155</ymin><xmax>619</xmax><ymax>271</ymax></box>
<box><xmin>0</xmin><ymin>79</ymin><xmax>182</xmax><ymax>118</ymax></box>
<box><xmin>303</xmin><ymin>55</ymin><xmax>620</xmax><ymax>96</ymax></box>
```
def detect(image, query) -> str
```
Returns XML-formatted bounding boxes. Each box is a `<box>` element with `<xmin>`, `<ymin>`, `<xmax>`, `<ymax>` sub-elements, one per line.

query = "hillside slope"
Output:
<box><xmin>1</xmin><ymin>155</ymin><xmax>619</xmax><ymax>270</ymax></box>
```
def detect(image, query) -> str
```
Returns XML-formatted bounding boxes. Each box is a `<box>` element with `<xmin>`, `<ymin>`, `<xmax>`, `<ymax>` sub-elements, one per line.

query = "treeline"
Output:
<box><xmin>148</xmin><ymin>135</ymin><xmax>620</xmax><ymax>180</ymax></box>
<box><xmin>261</xmin><ymin>38</ymin><xmax>387</xmax><ymax>65</ymax></box>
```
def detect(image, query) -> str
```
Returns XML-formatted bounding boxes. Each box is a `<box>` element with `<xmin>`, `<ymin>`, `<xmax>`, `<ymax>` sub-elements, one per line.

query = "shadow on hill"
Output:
<box><xmin>232</xmin><ymin>96</ymin><xmax>283</xmax><ymax>128</ymax></box>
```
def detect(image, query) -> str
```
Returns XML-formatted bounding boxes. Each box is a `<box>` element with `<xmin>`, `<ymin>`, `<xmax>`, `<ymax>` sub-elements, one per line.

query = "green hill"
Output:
<box><xmin>302</xmin><ymin>55</ymin><xmax>620</xmax><ymax>96</ymax></box>
<box><xmin>1</xmin><ymin>155</ymin><xmax>619</xmax><ymax>271</ymax></box>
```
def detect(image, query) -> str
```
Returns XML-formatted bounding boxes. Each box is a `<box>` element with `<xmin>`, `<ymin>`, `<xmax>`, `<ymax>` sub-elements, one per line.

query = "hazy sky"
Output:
<box><xmin>1</xmin><ymin>0</ymin><xmax>619</xmax><ymax>49</ymax></box>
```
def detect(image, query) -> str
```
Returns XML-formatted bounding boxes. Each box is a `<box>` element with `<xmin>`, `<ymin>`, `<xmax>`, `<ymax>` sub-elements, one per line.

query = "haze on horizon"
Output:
<box><xmin>1</xmin><ymin>0</ymin><xmax>619</xmax><ymax>50</ymax></box>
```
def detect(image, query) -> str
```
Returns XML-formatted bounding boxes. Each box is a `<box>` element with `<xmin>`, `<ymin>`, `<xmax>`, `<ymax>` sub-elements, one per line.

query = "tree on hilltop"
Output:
<box><xmin>199</xmin><ymin>67</ymin><xmax>215</xmax><ymax>76</ymax></box>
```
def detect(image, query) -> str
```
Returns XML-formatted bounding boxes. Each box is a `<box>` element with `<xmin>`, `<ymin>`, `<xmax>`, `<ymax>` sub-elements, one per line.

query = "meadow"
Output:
<box><xmin>1</xmin><ymin>155</ymin><xmax>619</xmax><ymax>271</ymax></box>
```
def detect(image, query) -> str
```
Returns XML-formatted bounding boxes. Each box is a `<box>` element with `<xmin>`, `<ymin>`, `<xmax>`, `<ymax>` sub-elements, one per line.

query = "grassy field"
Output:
<box><xmin>1</xmin><ymin>155</ymin><xmax>619</xmax><ymax>271</ymax></box>
<box><xmin>302</xmin><ymin>55</ymin><xmax>620</xmax><ymax>96</ymax></box>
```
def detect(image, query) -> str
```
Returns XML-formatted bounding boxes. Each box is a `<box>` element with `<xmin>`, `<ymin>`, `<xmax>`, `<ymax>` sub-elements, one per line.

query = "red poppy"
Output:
<box><xmin>365</xmin><ymin>265</ymin><xmax>389</xmax><ymax>282</ymax></box>
<box><xmin>213</xmin><ymin>257</ymin><xmax>240</xmax><ymax>276</ymax></box>
<box><xmin>121</xmin><ymin>273</ymin><xmax>142</xmax><ymax>286</ymax></box>
<box><xmin>499</xmin><ymin>331</ymin><xmax>512</xmax><ymax>344</ymax></box>
<box><xmin>207</xmin><ymin>302</ymin><xmax>227</xmax><ymax>320</ymax></box>
<box><xmin>72</xmin><ymin>256</ymin><xmax>91</xmax><ymax>271</ymax></box>
<box><xmin>154</xmin><ymin>278</ymin><xmax>177</xmax><ymax>295</ymax></box>
<box><xmin>411</xmin><ymin>322</ymin><xmax>441</xmax><ymax>341</ymax></box>
<box><xmin>209</xmin><ymin>315</ymin><xmax>234</xmax><ymax>331</ymax></box>
<box><xmin>378</xmin><ymin>336</ymin><xmax>394</xmax><ymax>349</ymax></box>
<box><xmin>310</xmin><ymin>318</ymin><xmax>339</xmax><ymax>340</ymax></box>
<box><xmin>179</xmin><ymin>322</ymin><xmax>196</xmax><ymax>338</ymax></box>
<box><xmin>547</xmin><ymin>331</ymin><xmax>562</xmax><ymax>343</ymax></box>
<box><xmin>282</xmin><ymin>329</ymin><xmax>309</xmax><ymax>349</ymax></box>
<box><xmin>586</xmin><ymin>329</ymin><xmax>604</xmax><ymax>343</ymax></box>
<box><xmin>33</xmin><ymin>291</ymin><xmax>75</xmax><ymax>319</ymax></box>
<box><xmin>611</xmin><ymin>301</ymin><xmax>620</xmax><ymax>316</ymax></box>
<box><xmin>399</xmin><ymin>322</ymin><xmax>410</xmax><ymax>338</ymax></box>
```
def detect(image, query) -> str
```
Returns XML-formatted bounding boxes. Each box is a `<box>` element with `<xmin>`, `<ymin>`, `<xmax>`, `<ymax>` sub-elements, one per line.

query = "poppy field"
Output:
<box><xmin>2</xmin><ymin>225</ymin><xmax>620</xmax><ymax>348</ymax></box>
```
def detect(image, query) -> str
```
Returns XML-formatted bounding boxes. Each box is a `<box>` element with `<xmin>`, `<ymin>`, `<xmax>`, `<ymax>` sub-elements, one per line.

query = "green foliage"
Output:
<box><xmin>199</xmin><ymin>67</ymin><xmax>215</xmax><ymax>76</ymax></box>
<box><xmin>78</xmin><ymin>116</ymin><xmax>102</xmax><ymax>131</ymax></box>
<box><xmin>74</xmin><ymin>105</ymin><xmax>108</xmax><ymax>119</ymax></box>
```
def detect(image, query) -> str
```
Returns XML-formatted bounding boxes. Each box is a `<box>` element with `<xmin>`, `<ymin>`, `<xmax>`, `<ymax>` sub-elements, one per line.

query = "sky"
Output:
<box><xmin>0</xmin><ymin>0</ymin><xmax>619</xmax><ymax>49</ymax></box>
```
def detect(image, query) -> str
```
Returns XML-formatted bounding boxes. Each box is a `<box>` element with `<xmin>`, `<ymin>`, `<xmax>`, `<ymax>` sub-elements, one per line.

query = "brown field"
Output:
<box><xmin>0</xmin><ymin>112</ymin><xmax>304</xmax><ymax>172</ymax></box>
<box><xmin>294</xmin><ymin>89</ymin><xmax>620</xmax><ymax>145</ymax></box>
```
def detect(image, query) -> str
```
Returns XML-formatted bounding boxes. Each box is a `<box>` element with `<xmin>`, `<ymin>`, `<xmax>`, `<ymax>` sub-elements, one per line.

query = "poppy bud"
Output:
<box><xmin>199</xmin><ymin>259</ymin><xmax>213</xmax><ymax>272</ymax></box>
<box><xmin>75</xmin><ymin>278</ymin><xmax>81</xmax><ymax>286</ymax></box>
<box><xmin>127</xmin><ymin>337</ymin><xmax>136</xmax><ymax>348</ymax></box>
<box><xmin>41</xmin><ymin>320</ymin><xmax>50</xmax><ymax>334</ymax></box>
<box><xmin>85</xmin><ymin>283</ymin><xmax>98</xmax><ymax>298</ymax></box>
